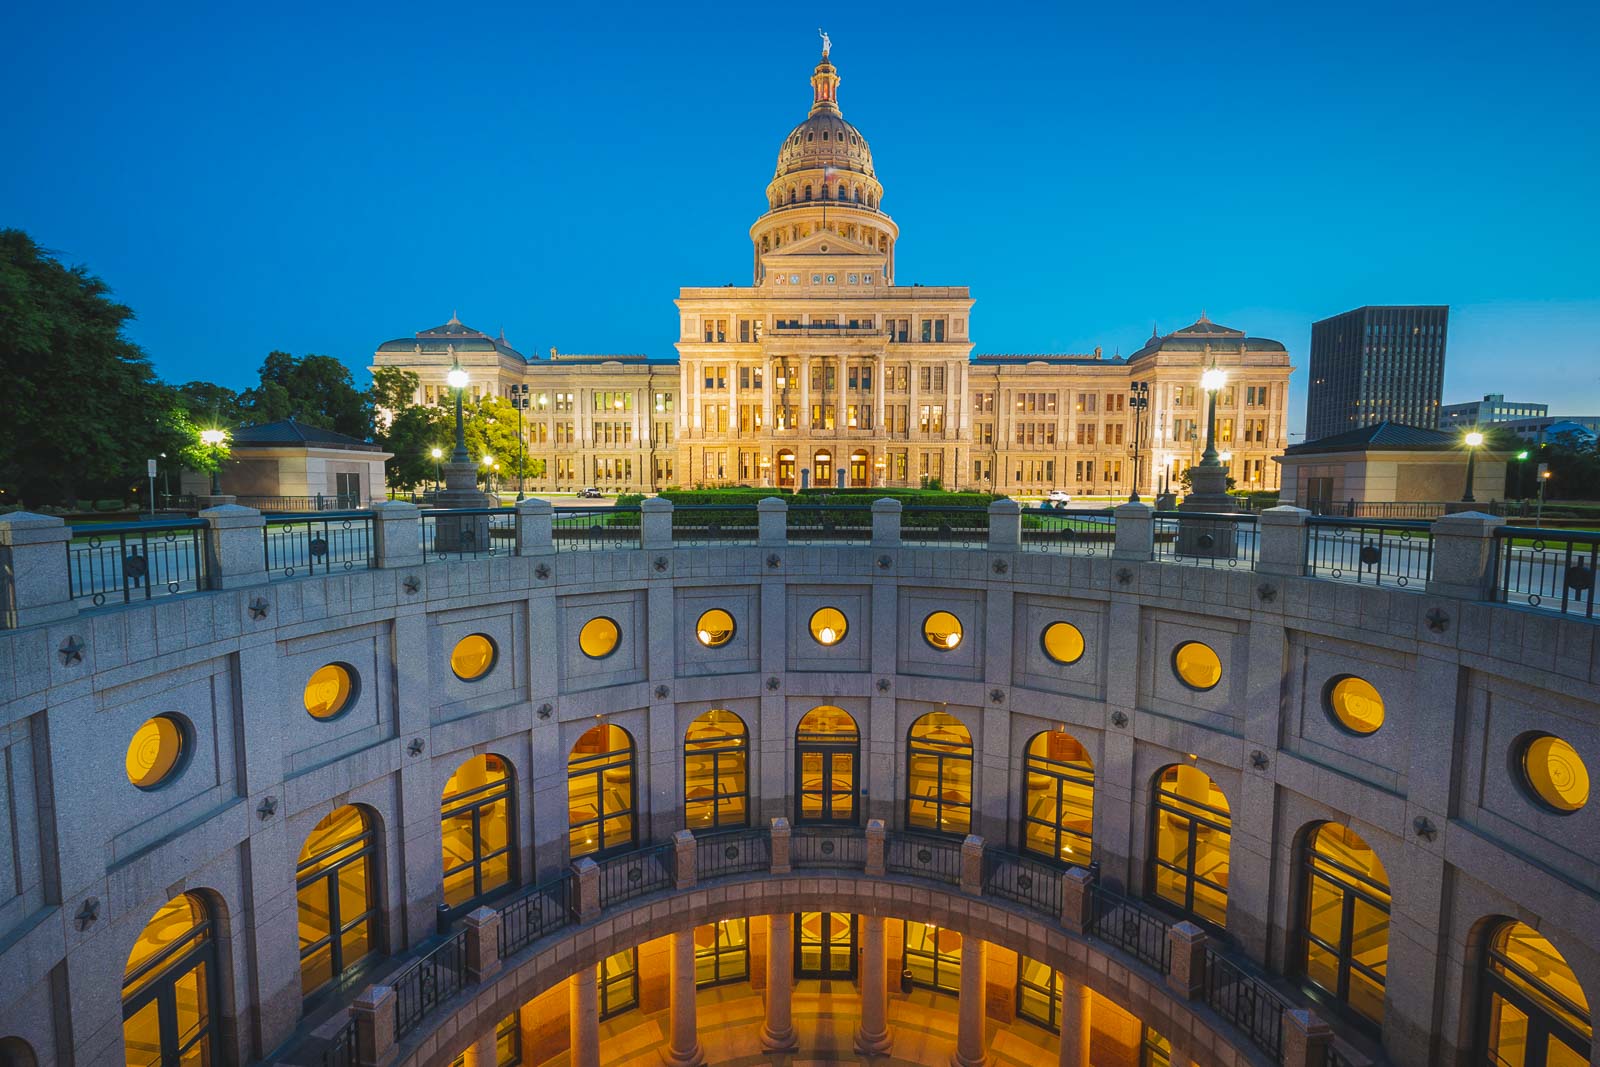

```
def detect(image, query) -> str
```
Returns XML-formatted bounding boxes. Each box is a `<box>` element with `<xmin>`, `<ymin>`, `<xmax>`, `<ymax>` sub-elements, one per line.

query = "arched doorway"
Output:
<box><xmin>1295</xmin><ymin>823</ymin><xmax>1389</xmax><ymax>1028</ymax></box>
<box><xmin>1149</xmin><ymin>765</ymin><xmax>1231</xmax><ymax>929</ymax></box>
<box><xmin>795</xmin><ymin>706</ymin><xmax>859</xmax><ymax>825</ymax></box>
<box><xmin>297</xmin><ymin>805</ymin><xmax>380</xmax><ymax>998</ymax></box>
<box><xmin>123</xmin><ymin>893</ymin><xmax>219</xmax><ymax>1066</ymax></box>
<box><xmin>850</xmin><ymin>450</ymin><xmax>869</xmax><ymax>486</ymax></box>
<box><xmin>441</xmin><ymin>754</ymin><xmax>516</xmax><ymax>913</ymax></box>
<box><xmin>907</xmin><ymin>712</ymin><xmax>973</xmax><ymax>836</ymax></box>
<box><xmin>684</xmin><ymin>709</ymin><xmax>749</xmax><ymax>830</ymax></box>
<box><xmin>1479</xmin><ymin>920</ymin><xmax>1591</xmax><ymax>1066</ymax></box>
<box><xmin>813</xmin><ymin>450</ymin><xmax>834</xmax><ymax>487</ymax></box>
<box><xmin>1021</xmin><ymin>730</ymin><xmax>1095</xmax><ymax>866</ymax></box>
<box><xmin>568</xmin><ymin>724</ymin><xmax>636</xmax><ymax>859</ymax></box>
<box><xmin>776</xmin><ymin>449</ymin><xmax>796</xmax><ymax>488</ymax></box>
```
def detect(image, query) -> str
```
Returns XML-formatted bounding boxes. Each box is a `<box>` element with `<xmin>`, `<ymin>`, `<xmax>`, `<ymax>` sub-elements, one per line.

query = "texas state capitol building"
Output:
<box><xmin>374</xmin><ymin>46</ymin><xmax>1292</xmax><ymax>496</ymax></box>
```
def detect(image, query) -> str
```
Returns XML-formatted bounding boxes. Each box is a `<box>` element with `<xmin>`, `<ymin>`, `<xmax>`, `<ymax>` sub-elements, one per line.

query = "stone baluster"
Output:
<box><xmin>1426</xmin><ymin>511</ymin><xmax>1502</xmax><ymax>601</ymax></box>
<box><xmin>1112</xmin><ymin>502</ymin><xmax>1154</xmax><ymax>561</ymax></box>
<box><xmin>673</xmin><ymin>828</ymin><xmax>697</xmax><ymax>889</ymax></box>
<box><xmin>1166</xmin><ymin>922</ymin><xmax>1207</xmax><ymax>999</ymax></box>
<box><xmin>1059</xmin><ymin>867</ymin><xmax>1093</xmax><ymax>935</ymax></box>
<box><xmin>758</xmin><ymin>496</ymin><xmax>788</xmax><ymax>546</ymax></box>
<box><xmin>370</xmin><ymin>501</ymin><xmax>423</xmax><ymax>569</ymax></box>
<box><xmin>641</xmin><ymin>497</ymin><xmax>673</xmax><ymax>550</ymax></box>
<box><xmin>513</xmin><ymin>497</ymin><xmax>554</xmax><ymax>555</ymax></box>
<box><xmin>202</xmin><ymin>504</ymin><xmax>269</xmax><ymax>588</ymax></box>
<box><xmin>351</xmin><ymin>984</ymin><xmax>398</xmax><ymax>1067</ymax></box>
<box><xmin>1256</xmin><ymin>505</ymin><xmax>1310</xmax><ymax>577</ymax></box>
<box><xmin>960</xmin><ymin>834</ymin><xmax>985</xmax><ymax>896</ymax></box>
<box><xmin>872</xmin><ymin>497</ymin><xmax>902</xmax><ymax>546</ymax></box>
<box><xmin>865</xmin><ymin>819</ymin><xmax>886</xmax><ymax>876</ymax></box>
<box><xmin>0</xmin><ymin>512</ymin><xmax>76</xmax><ymax>630</ymax></box>
<box><xmin>770</xmin><ymin>816</ymin><xmax>791</xmax><ymax>874</ymax></box>
<box><xmin>987</xmin><ymin>498</ymin><xmax>1021</xmax><ymax>549</ymax></box>
<box><xmin>573</xmin><ymin>858</ymin><xmax>600</xmax><ymax>923</ymax></box>
<box><xmin>1281</xmin><ymin>1009</ymin><xmax>1334</xmax><ymax>1067</ymax></box>
<box><xmin>463</xmin><ymin>906</ymin><xmax>501</xmax><ymax>983</ymax></box>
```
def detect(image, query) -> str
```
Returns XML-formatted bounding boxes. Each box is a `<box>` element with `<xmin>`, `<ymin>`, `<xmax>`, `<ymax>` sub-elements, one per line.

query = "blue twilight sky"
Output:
<box><xmin>4</xmin><ymin>0</ymin><xmax>1598</xmax><ymax>437</ymax></box>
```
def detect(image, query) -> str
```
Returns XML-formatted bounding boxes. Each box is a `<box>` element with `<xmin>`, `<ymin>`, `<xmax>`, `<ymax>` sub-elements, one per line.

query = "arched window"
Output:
<box><xmin>795</xmin><ymin>706</ymin><xmax>859</xmax><ymax>825</ymax></box>
<box><xmin>297</xmin><ymin>806</ymin><xmax>379</xmax><ymax>998</ymax></box>
<box><xmin>1022</xmin><ymin>730</ymin><xmax>1094</xmax><ymax>866</ymax></box>
<box><xmin>854</xmin><ymin>187</ymin><xmax>862</xmax><ymax>203</ymax></box>
<box><xmin>123</xmin><ymin>893</ymin><xmax>218</xmax><ymax>1066</ymax></box>
<box><xmin>1297</xmin><ymin>823</ymin><xmax>1390</xmax><ymax>1027</ymax></box>
<box><xmin>1149</xmin><ymin>765</ymin><xmax>1231</xmax><ymax>928</ymax></box>
<box><xmin>804</xmin><ymin>184</ymin><xmax>813</xmax><ymax>201</ymax></box>
<box><xmin>568</xmin><ymin>724</ymin><xmax>636</xmax><ymax>859</ymax></box>
<box><xmin>684</xmin><ymin>709</ymin><xmax>748</xmax><ymax>830</ymax></box>
<box><xmin>1480</xmin><ymin>920</ymin><xmax>1591</xmax><ymax>1066</ymax></box>
<box><xmin>441</xmin><ymin>754</ymin><xmax>516</xmax><ymax>912</ymax></box>
<box><xmin>907</xmin><ymin>712</ymin><xmax>973</xmax><ymax>835</ymax></box>
<box><xmin>813</xmin><ymin>450</ymin><xmax>833</xmax><ymax>482</ymax></box>
<box><xmin>821</xmin><ymin>184</ymin><xmax>830</xmax><ymax>200</ymax></box>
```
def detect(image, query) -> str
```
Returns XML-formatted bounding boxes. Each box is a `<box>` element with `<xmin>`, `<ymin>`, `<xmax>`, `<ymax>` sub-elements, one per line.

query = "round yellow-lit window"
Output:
<box><xmin>1041</xmin><ymin>622</ymin><xmax>1085</xmax><ymax>665</ymax></box>
<box><xmin>579</xmin><ymin>616</ymin><xmax>621</xmax><ymax>659</ymax></box>
<box><xmin>809</xmin><ymin>607</ymin><xmax>848</xmax><ymax>646</ymax></box>
<box><xmin>923</xmin><ymin>611</ymin><xmax>963</xmax><ymax>651</ymax></box>
<box><xmin>126</xmin><ymin>715</ymin><xmax>188</xmax><ymax>790</ymax></box>
<box><xmin>1325</xmin><ymin>676</ymin><xmax>1384</xmax><ymax>735</ymax></box>
<box><xmin>1520</xmin><ymin>734</ymin><xmax>1590</xmax><ymax>814</ymax></box>
<box><xmin>695</xmin><ymin>608</ymin><xmax>735</xmax><ymax>648</ymax></box>
<box><xmin>451</xmin><ymin>634</ymin><xmax>497</xmax><ymax>681</ymax></box>
<box><xmin>1172</xmin><ymin>641</ymin><xmax>1222</xmax><ymax>691</ymax></box>
<box><xmin>304</xmin><ymin>663</ymin><xmax>357</xmax><ymax>720</ymax></box>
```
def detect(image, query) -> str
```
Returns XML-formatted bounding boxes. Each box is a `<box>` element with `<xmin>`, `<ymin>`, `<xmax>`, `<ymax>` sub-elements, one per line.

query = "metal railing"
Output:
<box><xmin>420</xmin><ymin>508</ymin><xmax>516</xmax><ymax>561</ymax></box>
<box><xmin>786</xmin><ymin>504</ymin><xmax>873</xmax><ymax>543</ymax></box>
<box><xmin>1493</xmin><ymin>527</ymin><xmax>1599</xmax><ymax>618</ymax></box>
<box><xmin>1153</xmin><ymin>511</ymin><xmax>1258</xmax><ymax>570</ymax></box>
<box><xmin>263</xmin><ymin>513</ymin><xmax>375</xmax><ymax>579</ymax></box>
<box><xmin>320</xmin><ymin>1016</ymin><xmax>361</xmax><ymax>1067</ymax></box>
<box><xmin>1202</xmin><ymin>946</ymin><xmax>1287</xmax><ymax>1063</ymax></box>
<box><xmin>694</xmin><ymin>827</ymin><xmax>771</xmax><ymax>879</ymax></box>
<box><xmin>1306</xmin><ymin>517</ymin><xmax>1433</xmax><ymax>588</ymax></box>
<box><xmin>66</xmin><ymin>520</ymin><xmax>209</xmax><ymax>607</ymax></box>
<box><xmin>596</xmin><ymin>841</ymin><xmax>675</xmax><ymax>908</ymax></box>
<box><xmin>552</xmin><ymin>506</ymin><xmax>640</xmax><ymax>551</ymax></box>
<box><xmin>392</xmin><ymin>929</ymin><xmax>468</xmax><ymax>1040</ymax></box>
<box><xmin>670</xmin><ymin>504</ymin><xmax>760</xmax><ymax>546</ymax></box>
<box><xmin>900</xmin><ymin>505</ymin><xmax>989</xmax><ymax>547</ymax></box>
<box><xmin>235</xmin><ymin>494</ymin><xmax>377</xmax><ymax>512</ymax></box>
<box><xmin>496</xmin><ymin>873</ymin><xmax>577</xmax><ymax>957</ymax></box>
<box><xmin>884</xmin><ymin>830</ymin><xmax>963</xmax><ymax>885</ymax></box>
<box><xmin>790</xmin><ymin>826</ymin><xmax>867</xmax><ymax>869</ymax></box>
<box><xmin>981</xmin><ymin>849</ymin><xmax>1064</xmax><ymax>916</ymax></box>
<box><xmin>1020</xmin><ymin>508</ymin><xmax>1115</xmax><ymax>555</ymax></box>
<box><xmin>1086</xmin><ymin>883</ymin><xmax>1172</xmax><ymax>973</ymax></box>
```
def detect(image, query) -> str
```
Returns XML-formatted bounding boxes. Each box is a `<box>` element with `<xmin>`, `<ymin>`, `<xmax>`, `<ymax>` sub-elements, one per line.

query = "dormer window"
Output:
<box><xmin>822</xmin><ymin>130</ymin><xmax>829</xmax><ymax>140</ymax></box>
<box><xmin>806</xmin><ymin>132</ymin><xmax>814</xmax><ymax>142</ymax></box>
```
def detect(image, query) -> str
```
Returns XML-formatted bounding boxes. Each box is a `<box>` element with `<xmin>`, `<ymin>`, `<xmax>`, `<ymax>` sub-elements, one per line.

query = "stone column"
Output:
<box><xmin>758</xmin><ymin>497</ymin><xmax>788</xmax><ymax>546</ymax></box>
<box><xmin>0</xmin><ymin>512</ymin><xmax>76</xmax><ymax>630</ymax></box>
<box><xmin>569</xmin><ymin>968</ymin><xmax>600</xmax><ymax>1067</ymax></box>
<box><xmin>986</xmin><ymin>499</ymin><xmax>1020</xmax><ymax>550</ymax></box>
<box><xmin>370</xmin><ymin>501</ymin><xmax>423</xmax><ymax>568</ymax></box>
<box><xmin>874</xmin><ymin>354</ymin><xmax>886</xmax><ymax>434</ymax></box>
<box><xmin>201</xmin><ymin>504</ymin><xmax>269</xmax><ymax>588</ymax></box>
<box><xmin>1256</xmin><ymin>505</ymin><xmax>1310</xmax><ymax>577</ymax></box>
<box><xmin>800</xmin><ymin>358</ymin><xmax>811</xmax><ymax>431</ymax></box>
<box><xmin>761</xmin><ymin>914</ymin><xmax>799</xmax><ymax>1052</ymax></box>
<box><xmin>459</xmin><ymin>1031</ymin><xmax>497</xmax><ymax>1067</ymax></box>
<box><xmin>871</xmin><ymin>498</ymin><xmax>902</xmax><ymax>547</ymax></box>
<box><xmin>641</xmin><ymin>497</ymin><xmax>673</xmax><ymax>550</ymax></box>
<box><xmin>513</xmin><ymin>497</ymin><xmax>554</xmax><ymax>555</ymax></box>
<box><xmin>950</xmin><ymin>937</ymin><xmax>988</xmax><ymax>1067</ymax></box>
<box><xmin>664</xmin><ymin>929</ymin><xmax>706</xmax><ymax>1066</ymax></box>
<box><xmin>1112</xmin><ymin>502</ymin><xmax>1154</xmax><ymax>562</ymax></box>
<box><xmin>854</xmin><ymin>914</ymin><xmax>892</xmax><ymax>1056</ymax></box>
<box><xmin>1057</xmin><ymin>974</ymin><xmax>1090</xmax><ymax>1067</ymax></box>
<box><xmin>1425</xmin><ymin>511</ymin><xmax>1502</xmax><ymax>601</ymax></box>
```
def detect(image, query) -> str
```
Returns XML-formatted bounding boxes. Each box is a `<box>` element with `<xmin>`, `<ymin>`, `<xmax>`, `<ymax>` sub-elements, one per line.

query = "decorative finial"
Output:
<box><xmin>1198</xmin><ymin>308</ymin><xmax>1210</xmax><ymax>323</ymax></box>
<box><xmin>818</xmin><ymin>28</ymin><xmax>831</xmax><ymax>58</ymax></box>
<box><xmin>449</xmin><ymin>308</ymin><xmax>460</xmax><ymax>325</ymax></box>
<box><xmin>1150</xmin><ymin>321</ymin><xmax>1160</xmax><ymax>340</ymax></box>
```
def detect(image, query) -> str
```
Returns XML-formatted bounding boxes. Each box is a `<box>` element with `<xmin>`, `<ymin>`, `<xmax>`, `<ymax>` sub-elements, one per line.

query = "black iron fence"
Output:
<box><xmin>1305</xmin><ymin>517</ymin><xmax>1433</xmax><ymax>588</ymax></box>
<box><xmin>235</xmin><ymin>494</ymin><xmax>376</xmax><ymax>512</ymax></box>
<box><xmin>552</xmin><ymin>506</ymin><xmax>640</xmax><ymax>551</ymax></box>
<box><xmin>263</xmin><ymin>513</ymin><xmax>375</xmax><ymax>579</ymax></box>
<box><xmin>786</xmin><ymin>504</ymin><xmax>874</xmax><ymax>543</ymax></box>
<box><xmin>320</xmin><ymin>1016</ymin><xmax>361</xmax><ymax>1067</ymax></box>
<box><xmin>899</xmin><ymin>505</ymin><xmax>989</xmax><ymax>547</ymax></box>
<box><xmin>981</xmin><ymin>849</ymin><xmax>1064</xmax><ymax>916</ymax></box>
<box><xmin>66</xmin><ymin>520</ymin><xmax>209</xmax><ymax>607</ymax></box>
<box><xmin>884</xmin><ymin>831</ymin><xmax>963</xmax><ymax>885</ymax></box>
<box><xmin>596</xmin><ymin>842</ymin><xmax>675</xmax><ymax>908</ymax></box>
<box><xmin>1020</xmin><ymin>508</ymin><xmax>1115</xmax><ymax>555</ymax></box>
<box><xmin>1202</xmin><ymin>945</ymin><xmax>1287</xmax><ymax>1063</ymax></box>
<box><xmin>420</xmin><ymin>508</ymin><xmax>516</xmax><ymax>561</ymax></box>
<box><xmin>496</xmin><ymin>874</ymin><xmax>577</xmax><ymax>957</ymax></box>
<box><xmin>1153</xmin><ymin>511</ymin><xmax>1258</xmax><ymax>570</ymax></box>
<box><xmin>670</xmin><ymin>504</ymin><xmax>760</xmax><ymax>546</ymax></box>
<box><xmin>790</xmin><ymin>826</ymin><xmax>867</xmax><ymax>869</ymax></box>
<box><xmin>392</xmin><ymin>929</ymin><xmax>468</xmax><ymax>1040</ymax></box>
<box><xmin>1493</xmin><ymin>527</ymin><xmax>1599</xmax><ymax>618</ymax></box>
<box><xmin>1086</xmin><ymin>883</ymin><xmax>1173</xmax><ymax>973</ymax></box>
<box><xmin>694</xmin><ymin>827</ymin><xmax>771</xmax><ymax>879</ymax></box>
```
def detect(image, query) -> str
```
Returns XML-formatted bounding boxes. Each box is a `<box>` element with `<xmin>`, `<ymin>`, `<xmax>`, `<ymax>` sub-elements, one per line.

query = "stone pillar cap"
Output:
<box><xmin>369</xmin><ymin>500</ymin><xmax>421</xmax><ymax>516</ymax></box>
<box><xmin>988</xmin><ymin>498</ymin><xmax>1021</xmax><ymax>513</ymax></box>
<box><xmin>1258</xmin><ymin>505</ymin><xmax>1311</xmax><ymax>523</ymax></box>
<box><xmin>0</xmin><ymin>511</ymin><xmax>67</xmax><ymax>529</ymax></box>
<box><xmin>1113</xmin><ymin>501</ymin><xmax>1154</xmax><ymax>515</ymax></box>
<box><xmin>758</xmin><ymin>497</ymin><xmax>789</xmax><ymax>510</ymax></box>
<box><xmin>1432</xmin><ymin>511</ymin><xmax>1502</xmax><ymax>528</ymax></box>
<box><xmin>514</xmin><ymin>497</ymin><xmax>553</xmax><ymax>513</ymax></box>
<box><xmin>199</xmin><ymin>503</ymin><xmax>265</xmax><ymax>526</ymax></box>
<box><xmin>640</xmin><ymin>497</ymin><xmax>673</xmax><ymax>512</ymax></box>
<box><xmin>871</xmin><ymin>497</ymin><xmax>902</xmax><ymax>511</ymax></box>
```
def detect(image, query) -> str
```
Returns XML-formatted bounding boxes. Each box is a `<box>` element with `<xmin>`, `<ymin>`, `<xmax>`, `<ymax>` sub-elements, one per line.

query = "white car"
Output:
<box><xmin>1046</xmin><ymin>490</ymin><xmax>1072</xmax><ymax>505</ymax></box>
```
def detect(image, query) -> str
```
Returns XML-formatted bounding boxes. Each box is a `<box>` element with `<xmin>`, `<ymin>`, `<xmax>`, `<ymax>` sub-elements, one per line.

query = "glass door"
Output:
<box><xmin>795</xmin><ymin>912</ymin><xmax>857</xmax><ymax>979</ymax></box>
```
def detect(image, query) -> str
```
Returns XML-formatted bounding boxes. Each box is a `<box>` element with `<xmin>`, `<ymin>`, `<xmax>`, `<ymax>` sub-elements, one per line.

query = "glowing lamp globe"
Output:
<box><xmin>446</xmin><ymin>368</ymin><xmax>469</xmax><ymax>389</ymax></box>
<box><xmin>200</xmin><ymin>429</ymin><xmax>227</xmax><ymax>447</ymax></box>
<box><xmin>1200</xmin><ymin>368</ymin><xmax>1227</xmax><ymax>392</ymax></box>
<box><xmin>1465</xmin><ymin>432</ymin><xmax>1485</xmax><ymax>447</ymax></box>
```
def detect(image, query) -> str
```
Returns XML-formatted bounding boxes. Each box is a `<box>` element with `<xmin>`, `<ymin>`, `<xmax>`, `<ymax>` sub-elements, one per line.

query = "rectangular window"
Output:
<box><xmin>702</xmin><ymin>319</ymin><xmax>727</xmax><ymax>343</ymax></box>
<box><xmin>1016</xmin><ymin>956</ymin><xmax>1062</xmax><ymax>1032</ymax></box>
<box><xmin>597</xmin><ymin>949</ymin><xmax>639</xmax><ymax>1020</ymax></box>
<box><xmin>653</xmin><ymin>392</ymin><xmax>674</xmax><ymax>414</ymax></box>
<box><xmin>694</xmin><ymin>919</ymin><xmax>750</xmax><ymax>988</ymax></box>
<box><xmin>918</xmin><ymin>404</ymin><xmax>944</xmax><ymax>434</ymax></box>
<box><xmin>810</xmin><ymin>404</ymin><xmax>836</xmax><ymax>430</ymax></box>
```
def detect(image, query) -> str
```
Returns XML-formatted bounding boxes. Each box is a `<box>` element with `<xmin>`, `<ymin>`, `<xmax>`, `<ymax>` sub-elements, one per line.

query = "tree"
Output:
<box><xmin>171</xmin><ymin>380</ymin><xmax>245</xmax><ymax>427</ymax></box>
<box><xmin>1537</xmin><ymin>431</ymin><xmax>1600</xmax><ymax>501</ymax></box>
<box><xmin>240</xmin><ymin>351</ymin><xmax>371</xmax><ymax>438</ymax></box>
<box><xmin>463</xmin><ymin>397</ymin><xmax>531</xmax><ymax>489</ymax></box>
<box><xmin>378</xmin><ymin>404</ymin><xmax>452</xmax><ymax>490</ymax></box>
<box><xmin>0</xmin><ymin>229</ymin><xmax>175</xmax><ymax>505</ymax></box>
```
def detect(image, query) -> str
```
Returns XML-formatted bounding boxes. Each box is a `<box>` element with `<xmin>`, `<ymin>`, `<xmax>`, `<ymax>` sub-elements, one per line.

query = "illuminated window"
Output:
<box><xmin>796</xmin><ymin>706</ymin><xmax>859</xmax><ymax>825</ymax></box>
<box><xmin>1325</xmin><ymin>676</ymin><xmax>1385</xmax><ymax>735</ymax></box>
<box><xmin>808</xmin><ymin>606</ymin><xmax>848</xmax><ymax>646</ymax></box>
<box><xmin>1041</xmin><ymin>622</ymin><xmax>1085</xmax><ymax>665</ymax></box>
<box><xmin>1150</xmin><ymin>765</ymin><xmax>1231</xmax><ymax>928</ymax></box>
<box><xmin>694</xmin><ymin>608</ymin><xmax>736</xmax><ymax>648</ymax></box>
<box><xmin>902</xmin><ymin>921</ymin><xmax>961</xmax><ymax>994</ymax></box>
<box><xmin>578</xmin><ymin>616</ymin><xmax>621</xmax><ymax>659</ymax></box>
<box><xmin>684</xmin><ymin>709</ymin><xmax>748</xmax><ymax>830</ymax></box>
<box><xmin>567</xmin><ymin>724</ymin><xmax>635</xmax><ymax>859</ymax></box>
<box><xmin>694</xmin><ymin>918</ymin><xmax>750</xmax><ymax>987</ymax></box>
<box><xmin>126</xmin><ymin>715</ymin><xmax>189</xmax><ymax>790</ymax></box>
<box><xmin>1297</xmin><ymin>824</ymin><xmax>1390</xmax><ymax>1027</ymax></box>
<box><xmin>296</xmin><ymin>805</ymin><xmax>379</xmax><ymax>998</ymax></box>
<box><xmin>796</xmin><ymin>912</ymin><xmax>857</xmax><ymax>978</ymax></box>
<box><xmin>1015</xmin><ymin>955</ymin><xmax>1061</xmax><ymax>1031</ymax></box>
<box><xmin>1141</xmin><ymin>1026</ymin><xmax>1173</xmax><ymax>1067</ymax></box>
<box><xmin>1021</xmin><ymin>731</ymin><xmax>1094</xmax><ymax>866</ymax></box>
<box><xmin>448</xmin><ymin>1015</ymin><xmax>520</xmax><ymax>1067</ymax></box>
<box><xmin>597</xmin><ymin>948</ymin><xmax>639</xmax><ymax>1020</ymax></box>
<box><xmin>304</xmin><ymin>663</ymin><xmax>358</xmax><ymax>720</ymax></box>
<box><xmin>1481</xmin><ymin>920</ymin><xmax>1591</xmax><ymax>1066</ymax></box>
<box><xmin>922</xmin><ymin>610</ymin><xmax>963</xmax><ymax>651</ymax></box>
<box><xmin>122</xmin><ymin>894</ymin><xmax>217</xmax><ymax>1067</ymax></box>
<box><xmin>441</xmin><ymin>755</ymin><xmax>516</xmax><ymax>911</ymax></box>
<box><xmin>906</xmin><ymin>712</ymin><xmax>973</xmax><ymax>835</ymax></box>
<box><xmin>1171</xmin><ymin>641</ymin><xmax>1222</xmax><ymax>691</ymax></box>
<box><xmin>1518</xmin><ymin>734</ymin><xmax>1590</xmax><ymax>814</ymax></box>
<box><xmin>451</xmin><ymin>634</ymin><xmax>497</xmax><ymax>681</ymax></box>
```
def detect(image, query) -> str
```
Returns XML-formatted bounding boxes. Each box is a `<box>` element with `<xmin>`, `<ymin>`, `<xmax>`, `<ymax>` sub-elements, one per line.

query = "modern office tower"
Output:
<box><xmin>1439</xmin><ymin>393</ymin><xmax>1549</xmax><ymax>430</ymax></box>
<box><xmin>1306</xmin><ymin>305</ymin><xmax>1448</xmax><ymax>441</ymax></box>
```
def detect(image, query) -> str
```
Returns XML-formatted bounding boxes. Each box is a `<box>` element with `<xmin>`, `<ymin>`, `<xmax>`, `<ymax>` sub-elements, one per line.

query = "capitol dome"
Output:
<box><xmin>773</xmin><ymin>53</ymin><xmax>875</xmax><ymax>181</ymax></box>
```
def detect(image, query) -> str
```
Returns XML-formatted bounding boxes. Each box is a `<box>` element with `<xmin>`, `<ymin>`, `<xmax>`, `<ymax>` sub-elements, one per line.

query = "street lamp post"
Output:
<box><xmin>513</xmin><ymin>383</ymin><xmax>528</xmax><ymax>500</ymax></box>
<box><xmin>1461</xmin><ymin>431</ymin><xmax>1484</xmax><ymax>503</ymax></box>
<box><xmin>200</xmin><ymin>429</ymin><xmax>228</xmax><ymax>495</ymax></box>
<box><xmin>1128</xmin><ymin>381</ymin><xmax>1149</xmax><ymax>503</ymax></box>
<box><xmin>431</xmin><ymin>447</ymin><xmax>443</xmax><ymax>495</ymax></box>
<box><xmin>1199</xmin><ymin>367</ymin><xmax>1226</xmax><ymax>467</ymax></box>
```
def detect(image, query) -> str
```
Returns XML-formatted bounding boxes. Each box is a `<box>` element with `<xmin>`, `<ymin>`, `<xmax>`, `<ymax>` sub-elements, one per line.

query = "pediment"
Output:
<box><xmin>765</xmin><ymin>228</ymin><xmax>882</xmax><ymax>259</ymax></box>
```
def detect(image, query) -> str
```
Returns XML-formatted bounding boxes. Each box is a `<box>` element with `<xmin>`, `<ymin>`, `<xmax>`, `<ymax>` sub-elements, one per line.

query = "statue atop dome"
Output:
<box><xmin>818</xmin><ymin>28</ymin><xmax>831</xmax><ymax>58</ymax></box>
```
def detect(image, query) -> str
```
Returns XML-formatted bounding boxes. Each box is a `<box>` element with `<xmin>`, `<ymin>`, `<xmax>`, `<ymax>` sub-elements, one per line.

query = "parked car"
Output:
<box><xmin>1046</xmin><ymin>489</ymin><xmax>1072</xmax><ymax>504</ymax></box>
<box><xmin>577</xmin><ymin>487</ymin><xmax>604</xmax><ymax>499</ymax></box>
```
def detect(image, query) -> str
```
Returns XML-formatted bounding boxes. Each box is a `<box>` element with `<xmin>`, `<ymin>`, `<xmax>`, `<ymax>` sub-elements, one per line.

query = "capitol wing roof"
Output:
<box><xmin>1128</xmin><ymin>315</ymin><xmax>1287</xmax><ymax>358</ymax></box>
